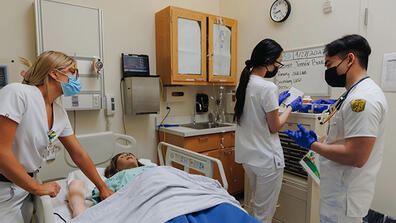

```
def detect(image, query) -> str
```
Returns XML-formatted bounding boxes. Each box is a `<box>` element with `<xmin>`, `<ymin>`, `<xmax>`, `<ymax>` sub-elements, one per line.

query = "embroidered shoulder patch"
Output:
<box><xmin>350</xmin><ymin>99</ymin><xmax>366</xmax><ymax>112</ymax></box>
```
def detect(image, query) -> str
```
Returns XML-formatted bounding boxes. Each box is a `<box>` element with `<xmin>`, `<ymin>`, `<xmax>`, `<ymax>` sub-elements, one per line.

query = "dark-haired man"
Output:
<box><xmin>284</xmin><ymin>34</ymin><xmax>388</xmax><ymax>222</ymax></box>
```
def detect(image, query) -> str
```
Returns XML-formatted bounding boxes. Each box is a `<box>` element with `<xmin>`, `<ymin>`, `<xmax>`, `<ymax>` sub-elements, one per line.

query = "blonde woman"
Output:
<box><xmin>0</xmin><ymin>51</ymin><xmax>114</xmax><ymax>222</ymax></box>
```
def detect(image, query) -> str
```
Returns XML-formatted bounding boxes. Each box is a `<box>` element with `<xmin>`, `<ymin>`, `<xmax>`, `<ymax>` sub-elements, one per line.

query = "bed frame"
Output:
<box><xmin>32</xmin><ymin>132</ymin><xmax>228</xmax><ymax>223</ymax></box>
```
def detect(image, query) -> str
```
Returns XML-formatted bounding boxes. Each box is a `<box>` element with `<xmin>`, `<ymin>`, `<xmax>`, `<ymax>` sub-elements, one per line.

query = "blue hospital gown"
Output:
<box><xmin>91</xmin><ymin>166</ymin><xmax>155</xmax><ymax>204</ymax></box>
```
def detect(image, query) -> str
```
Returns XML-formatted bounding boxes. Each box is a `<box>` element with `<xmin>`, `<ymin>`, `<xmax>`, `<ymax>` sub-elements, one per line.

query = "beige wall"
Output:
<box><xmin>1</xmin><ymin>0</ymin><xmax>395</xmax><ymax>216</ymax></box>
<box><xmin>220</xmin><ymin>0</ymin><xmax>396</xmax><ymax>216</ymax></box>
<box><xmin>0</xmin><ymin>0</ymin><xmax>222</xmax><ymax>162</ymax></box>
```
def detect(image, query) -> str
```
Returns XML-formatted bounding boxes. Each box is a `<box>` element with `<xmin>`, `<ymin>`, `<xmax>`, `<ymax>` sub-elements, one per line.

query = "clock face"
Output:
<box><xmin>270</xmin><ymin>0</ymin><xmax>291</xmax><ymax>23</ymax></box>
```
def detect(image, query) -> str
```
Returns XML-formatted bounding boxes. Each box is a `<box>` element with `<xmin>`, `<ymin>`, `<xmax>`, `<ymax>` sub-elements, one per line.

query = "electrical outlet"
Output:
<box><xmin>105</xmin><ymin>94</ymin><xmax>115</xmax><ymax>116</ymax></box>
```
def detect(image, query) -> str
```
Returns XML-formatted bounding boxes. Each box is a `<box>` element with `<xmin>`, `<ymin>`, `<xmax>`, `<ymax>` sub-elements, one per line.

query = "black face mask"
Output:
<box><xmin>265</xmin><ymin>66</ymin><xmax>278</xmax><ymax>78</ymax></box>
<box><xmin>325</xmin><ymin>58</ymin><xmax>351</xmax><ymax>87</ymax></box>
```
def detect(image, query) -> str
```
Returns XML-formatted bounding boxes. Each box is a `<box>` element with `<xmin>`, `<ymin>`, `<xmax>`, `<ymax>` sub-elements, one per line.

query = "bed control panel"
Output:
<box><xmin>170</xmin><ymin>152</ymin><xmax>206</xmax><ymax>171</ymax></box>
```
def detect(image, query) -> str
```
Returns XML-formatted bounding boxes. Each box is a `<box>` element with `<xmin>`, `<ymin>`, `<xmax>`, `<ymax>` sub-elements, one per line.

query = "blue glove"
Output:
<box><xmin>283</xmin><ymin>123</ymin><xmax>317</xmax><ymax>149</ymax></box>
<box><xmin>287</xmin><ymin>96</ymin><xmax>302</xmax><ymax>112</ymax></box>
<box><xmin>279</xmin><ymin>90</ymin><xmax>290</xmax><ymax>105</ymax></box>
<box><xmin>312</xmin><ymin>99</ymin><xmax>337</xmax><ymax>105</ymax></box>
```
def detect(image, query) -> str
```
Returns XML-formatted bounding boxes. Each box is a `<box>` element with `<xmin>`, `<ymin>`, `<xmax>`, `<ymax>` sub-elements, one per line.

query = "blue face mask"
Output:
<box><xmin>61</xmin><ymin>74</ymin><xmax>82</xmax><ymax>96</ymax></box>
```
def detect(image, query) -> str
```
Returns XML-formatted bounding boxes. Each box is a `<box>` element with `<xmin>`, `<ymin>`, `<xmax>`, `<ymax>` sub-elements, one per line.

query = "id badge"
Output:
<box><xmin>45</xmin><ymin>144</ymin><xmax>58</xmax><ymax>164</ymax></box>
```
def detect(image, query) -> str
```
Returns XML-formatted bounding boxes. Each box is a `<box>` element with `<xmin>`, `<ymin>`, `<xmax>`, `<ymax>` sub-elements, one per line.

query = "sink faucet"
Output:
<box><xmin>193</xmin><ymin>102</ymin><xmax>202</xmax><ymax>126</ymax></box>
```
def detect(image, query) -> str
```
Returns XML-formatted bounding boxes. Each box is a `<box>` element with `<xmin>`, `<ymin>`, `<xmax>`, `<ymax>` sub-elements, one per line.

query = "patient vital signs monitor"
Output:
<box><xmin>122</xmin><ymin>54</ymin><xmax>150</xmax><ymax>77</ymax></box>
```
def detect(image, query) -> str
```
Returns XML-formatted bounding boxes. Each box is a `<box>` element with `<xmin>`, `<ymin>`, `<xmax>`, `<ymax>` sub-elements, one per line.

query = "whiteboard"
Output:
<box><xmin>35</xmin><ymin>0</ymin><xmax>103</xmax><ymax>57</ymax></box>
<box><xmin>274</xmin><ymin>45</ymin><xmax>330</xmax><ymax>96</ymax></box>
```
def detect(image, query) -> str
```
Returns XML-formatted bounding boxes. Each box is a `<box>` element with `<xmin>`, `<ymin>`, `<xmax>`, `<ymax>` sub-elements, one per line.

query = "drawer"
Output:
<box><xmin>184</xmin><ymin>134</ymin><xmax>220</xmax><ymax>152</ymax></box>
<box><xmin>221</xmin><ymin>131</ymin><xmax>235</xmax><ymax>148</ymax></box>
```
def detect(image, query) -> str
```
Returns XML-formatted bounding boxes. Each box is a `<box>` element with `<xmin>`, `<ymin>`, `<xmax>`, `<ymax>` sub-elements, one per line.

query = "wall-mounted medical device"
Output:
<box><xmin>121</xmin><ymin>54</ymin><xmax>150</xmax><ymax>78</ymax></box>
<box><xmin>0</xmin><ymin>66</ymin><xmax>7</xmax><ymax>89</ymax></box>
<box><xmin>92</xmin><ymin>57</ymin><xmax>104</xmax><ymax>74</ymax></box>
<box><xmin>123</xmin><ymin>76</ymin><xmax>160</xmax><ymax>115</ymax></box>
<box><xmin>59</xmin><ymin>56</ymin><xmax>104</xmax><ymax>110</ymax></box>
<box><xmin>34</xmin><ymin>0</ymin><xmax>105</xmax><ymax>111</ymax></box>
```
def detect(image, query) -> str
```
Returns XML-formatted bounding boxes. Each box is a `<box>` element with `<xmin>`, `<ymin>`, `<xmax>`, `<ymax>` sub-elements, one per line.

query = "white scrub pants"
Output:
<box><xmin>0</xmin><ymin>182</ymin><xmax>33</xmax><ymax>223</ymax></box>
<box><xmin>243</xmin><ymin>164</ymin><xmax>283</xmax><ymax>223</ymax></box>
<box><xmin>320</xmin><ymin>214</ymin><xmax>362</xmax><ymax>223</ymax></box>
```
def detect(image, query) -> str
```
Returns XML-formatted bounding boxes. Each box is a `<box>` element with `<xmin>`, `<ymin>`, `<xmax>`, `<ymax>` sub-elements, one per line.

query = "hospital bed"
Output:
<box><xmin>32</xmin><ymin>131</ymin><xmax>228</xmax><ymax>223</ymax></box>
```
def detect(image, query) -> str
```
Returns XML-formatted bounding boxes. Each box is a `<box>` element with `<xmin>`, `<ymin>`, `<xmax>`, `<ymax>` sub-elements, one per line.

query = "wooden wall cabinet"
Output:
<box><xmin>158</xmin><ymin>131</ymin><xmax>244</xmax><ymax>195</ymax></box>
<box><xmin>207</xmin><ymin>15</ymin><xmax>238</xmax><ymax>85</ymax></box>
<box><xmin>155</xmin><ymin>6</ymin><xmax>237</xmax><ymax>86</ymax></box>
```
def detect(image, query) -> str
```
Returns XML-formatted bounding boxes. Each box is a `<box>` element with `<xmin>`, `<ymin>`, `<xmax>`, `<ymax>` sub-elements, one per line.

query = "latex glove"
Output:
<box><xmin>278</xmin><ymin>90</ymin><xmax>290</xmax><ymax>105</ymax></box>
<box><xmin>283</xmin><ymin>123</ymin><xmax>317</xmax><ymax>149</ymax></box>
<box><xmin>287</xmin><ymin>96</ymin><xmax>302</xmax><ymax>112</ymax></box>
<box><xmin>312</xmin><ymin>99</ymin><xmax>337</xmax><ymax>105</ymax></box>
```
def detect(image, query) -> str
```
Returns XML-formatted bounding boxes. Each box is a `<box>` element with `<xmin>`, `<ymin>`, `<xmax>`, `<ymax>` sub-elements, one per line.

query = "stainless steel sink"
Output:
<box><xmin>180</xmin><ymin>122</ymin><xmax>233</xmax><ymax>130</ymax></box>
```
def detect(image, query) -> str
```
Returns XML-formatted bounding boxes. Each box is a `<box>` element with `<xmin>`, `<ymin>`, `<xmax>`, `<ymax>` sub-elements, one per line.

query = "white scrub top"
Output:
<box><xmin>235</xmin><ymin>75</ymin><xmax>284</xmax><ymax>169</ymax></box>
<box><xmin>0</xmin><ymin>83</ymin><xmax>73</xmax><ymax>172</ymax></box>
<box><xmin>320</xmin><ymin>78</ymin><xmax>388</xmax><ymax>219</ymax></box>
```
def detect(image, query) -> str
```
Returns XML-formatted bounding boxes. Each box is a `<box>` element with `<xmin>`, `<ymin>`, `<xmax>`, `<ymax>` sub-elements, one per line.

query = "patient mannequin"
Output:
<box><xmin>68</xmin><ymin>152</ymin><xmax>145</xmax><ymax>218</ymax></box>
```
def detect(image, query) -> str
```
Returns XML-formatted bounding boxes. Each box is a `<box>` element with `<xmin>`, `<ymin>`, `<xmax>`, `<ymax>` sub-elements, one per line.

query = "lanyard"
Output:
<box><xmin>320</xmin><ymin>76</ymin><xmax>370</xmax><ymax>125</ymax></box>
<box><xmin>47</xmin><ymin>129</ymin><xmax>56</xmax><ymax>144</ymax></box>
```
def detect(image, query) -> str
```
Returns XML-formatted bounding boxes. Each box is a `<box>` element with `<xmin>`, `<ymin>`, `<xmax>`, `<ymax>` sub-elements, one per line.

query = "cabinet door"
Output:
<box><xmin>171</xmin><ymin>7</ymin><xmax>207</xmax><ymax>84</ymax></box>
<box><xmin>207</xmin><ymin>15</ymin><xmax>237</xmax><ymax>85</ymax></box>
<box><xmin>202</xmin><ymin>149</ymin><xmax>225</xmax><ymax>186</ymax></box>
<box><xmin>220</xmin><ymin>131</ymin><xmax>235</xmax><ymax>148</ymax></box>
<box><xmin>222</xmin><ymin>147</ymin><xmax>244</xmax><ymax>194</ymax></box>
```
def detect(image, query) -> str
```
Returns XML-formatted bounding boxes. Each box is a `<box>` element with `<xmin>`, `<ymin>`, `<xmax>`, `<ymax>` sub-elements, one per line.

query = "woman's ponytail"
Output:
<box><xmin>233</xmin><ymin>60</ymin><xmax>253</xmax><ymax>124</ymax></box>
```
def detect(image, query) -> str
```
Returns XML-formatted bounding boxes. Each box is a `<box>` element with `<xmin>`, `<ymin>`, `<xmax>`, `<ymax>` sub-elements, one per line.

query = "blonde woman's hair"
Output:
<box><xmin>20</xmin><ymin>51</ymin><xmax>76</xmax><ymax>86</ymax></box>
<box><xmin>19</xmin><ymin>51</ymin><xmax>76</xmax><ymax>102</ymax></box>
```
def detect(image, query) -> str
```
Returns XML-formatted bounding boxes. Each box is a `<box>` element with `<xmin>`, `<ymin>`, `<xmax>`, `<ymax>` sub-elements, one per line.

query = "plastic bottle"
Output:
<box><xmin>303</xmin><ymin>96</ymin><xmax>312</xmax><ymax>103</ymax></box>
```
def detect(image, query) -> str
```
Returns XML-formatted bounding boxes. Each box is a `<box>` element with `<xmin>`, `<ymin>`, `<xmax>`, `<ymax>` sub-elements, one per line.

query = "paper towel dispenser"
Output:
<box><xmin>123</xmin><ymin>76</ymin><xmax>160</xmax><ymax>115</ymax></box>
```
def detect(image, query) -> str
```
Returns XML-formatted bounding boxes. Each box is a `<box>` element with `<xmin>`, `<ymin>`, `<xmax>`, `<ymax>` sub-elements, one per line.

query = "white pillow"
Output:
<box><xmin>139</xmin><ymin>159</ymin><xmax>158</xmax><ymax>166</ymax></box>
<box><xmin>66</xmin><ymin>167</ymin><xmax>106</xmax><ymax>199</ymax></box>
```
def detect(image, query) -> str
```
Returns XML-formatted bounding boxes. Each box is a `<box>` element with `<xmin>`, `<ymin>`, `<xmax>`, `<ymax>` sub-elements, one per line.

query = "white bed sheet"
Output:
<box><xmin>52</xmin><ymin>179</ymin><xmax>95</xmax><ymax>223</ymax></box>
<box><xmin>51</xmin><ymin>160</ymin><xmax>157</xmax><ymax>223</ymax></box>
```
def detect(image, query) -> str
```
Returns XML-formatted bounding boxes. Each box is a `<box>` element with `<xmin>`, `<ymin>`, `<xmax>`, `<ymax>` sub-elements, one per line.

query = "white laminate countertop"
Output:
<box><xmin>158</xmin><ymin>123</ymin><xmax>236</xmax><ymax>137</ymax></box>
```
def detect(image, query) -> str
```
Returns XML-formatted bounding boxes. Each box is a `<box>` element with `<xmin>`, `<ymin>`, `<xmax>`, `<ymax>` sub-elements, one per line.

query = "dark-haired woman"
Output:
<box><xmin>234</xmin><ymin>39</ymin><xmax>302</xmax><ymax>222</ymax></box>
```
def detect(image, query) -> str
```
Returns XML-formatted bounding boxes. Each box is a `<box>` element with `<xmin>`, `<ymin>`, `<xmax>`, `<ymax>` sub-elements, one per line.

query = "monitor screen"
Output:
<box><xmin>122</xmin><ymin>54</ymin><xmax>149</xmax><ymax>77</ymax></box>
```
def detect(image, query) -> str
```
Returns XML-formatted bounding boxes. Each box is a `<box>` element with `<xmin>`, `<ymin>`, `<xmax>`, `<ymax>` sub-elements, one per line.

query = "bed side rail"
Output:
<box><xmin>32</xmin><ymin>178</ymin><xmax>54</xmax><ymax>223</ymax></box>
<box><xmin>157</xmin><ymin>142</ymin><xmax>228</xmax><ymax>190</ymax></box>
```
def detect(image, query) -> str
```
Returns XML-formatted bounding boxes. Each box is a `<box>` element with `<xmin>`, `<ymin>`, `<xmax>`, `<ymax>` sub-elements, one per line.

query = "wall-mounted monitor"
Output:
<box><xmin>122</xmin><ymin>54</ymin><xmax>150</xmax><ymax>77</ymax></box>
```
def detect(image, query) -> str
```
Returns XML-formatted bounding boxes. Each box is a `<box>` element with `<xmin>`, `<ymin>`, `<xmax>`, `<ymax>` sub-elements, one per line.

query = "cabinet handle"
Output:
<box><xmin>198</xmin><ymin>136</ymin><xmax>208</xmax><ymax>142</ymax></box>
<box><xmin>185</xmin><ymin>78</ymin><xmax>195</xmax><ymax>81</ymax></box>
<box><xmin>213</xmin><ymin>79</ymin><xmax>227</xmax><ymax>82</ymax></box>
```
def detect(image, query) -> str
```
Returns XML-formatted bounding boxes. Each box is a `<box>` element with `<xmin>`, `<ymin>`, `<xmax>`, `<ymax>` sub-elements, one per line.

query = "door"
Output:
<box><xmin>202</xmin><ymin>149</ymin><xmax>227</xmax><ymax>187</ymax></box>
<box><xmin>222</xmin><ymin>147</ymin><xmax>244</xmax><ymax>194</ymax></box>
<box><xmin>171</xmin><ymin>7</ymin><xmax>207</xmax><ymax>83</ymax></box>
<box><xmin>207</xmin><ymin>15</ymin><xmax>237</xmax><ymax>84</ymax></box>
